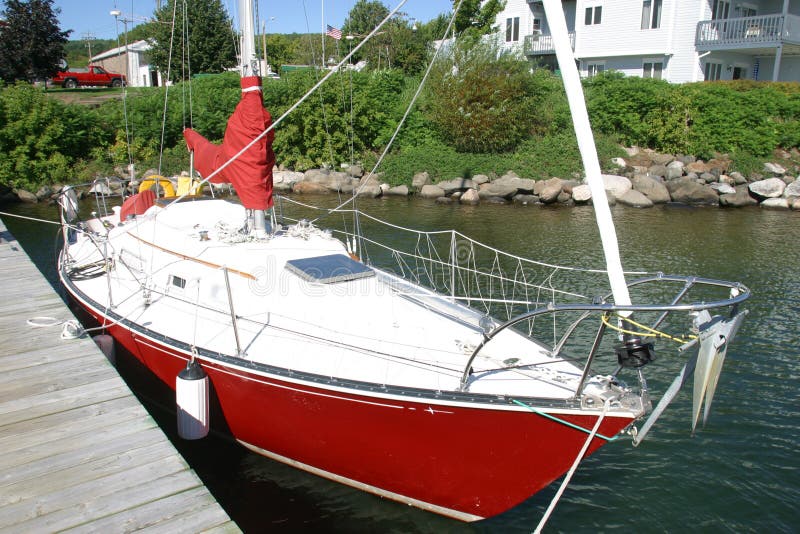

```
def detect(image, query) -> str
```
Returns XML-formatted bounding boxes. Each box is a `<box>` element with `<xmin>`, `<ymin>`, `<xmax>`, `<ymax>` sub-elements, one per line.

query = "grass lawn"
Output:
<box><xmin>45</xmin><ymin>86</ymin><xmax>148</xmax><ymax>107</ymax></box>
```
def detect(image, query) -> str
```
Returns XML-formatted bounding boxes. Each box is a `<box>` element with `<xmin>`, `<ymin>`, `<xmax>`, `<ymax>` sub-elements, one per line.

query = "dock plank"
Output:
<box><xmin>0</xmin><ymin>456</ymin><xmax>197</xmax><ymax>530</ymax></box>
<box><xmin>62</xmin><ymin>487</ymin><xmax>235</xmax><ymax>533</ymax></box>
<box><xmin>0</xmin><ymin>378</ymin><xmax>132</xmax><ymax>427</ymax></box>
<box><xmin>0</xmin><ymin>219</ymin><xmax>238</xmax><ymax>532</ymax></box>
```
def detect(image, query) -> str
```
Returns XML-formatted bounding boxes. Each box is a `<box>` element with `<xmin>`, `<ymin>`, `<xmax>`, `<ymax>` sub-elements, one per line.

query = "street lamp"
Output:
<box><xmin>109</xmin><ymin>9</ymin><xmax>130</xmax><ymax>82</ymax></box>
<box><xmin>262</xmin><ymin>16</ymin><xmax>275</xmax><ymax>75</ymax></box>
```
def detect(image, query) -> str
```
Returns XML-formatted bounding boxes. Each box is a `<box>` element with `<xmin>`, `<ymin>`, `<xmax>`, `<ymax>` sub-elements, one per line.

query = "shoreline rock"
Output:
<box><xmin>5</xmin><ymin>149</ymin><xmax>799</xmax><ymax>212</ymax></box>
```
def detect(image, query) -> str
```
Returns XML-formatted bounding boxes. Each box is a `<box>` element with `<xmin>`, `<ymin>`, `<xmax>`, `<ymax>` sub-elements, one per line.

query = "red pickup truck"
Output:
<box><xmin>51</xmin><ymin>66</ymin><xmax>126</xmax><ymax>88</ymax></box>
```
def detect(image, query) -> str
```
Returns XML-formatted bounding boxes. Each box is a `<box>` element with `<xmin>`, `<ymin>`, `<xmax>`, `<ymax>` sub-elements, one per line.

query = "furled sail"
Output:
<box><xmin>183</xmin><ymin>76</ymin><xmax>276</xmax><ymax>210</ymax></box>
<box><xmin>541</xmin><ymin>0</ymin><xmax>631</xmax><ymax>307</ymax></box>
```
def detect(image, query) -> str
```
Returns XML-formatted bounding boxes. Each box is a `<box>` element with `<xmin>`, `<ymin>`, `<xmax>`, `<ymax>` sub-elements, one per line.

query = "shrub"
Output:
<box><xmin>424</xmin><ymin>40</ymin><xmax>540</xmax><ymax>153</ymax></box>
<box><xmin>585</xmin><ymin>74</ymin><xmax>800</xmax><ymax>158</ymax></box>
<box><xmin>264</xmin><ymin>68</ymin><xmax>411</xmax><ymax>170</ymax></box>
<box><xmin>585</xmin><ymin>72</ymin><xmax>673</xmax><ymax>147</ymax></box>
<box><xmin>0</xmin><ymin>81</ymin><xmax>109</xmax><ymax>190</ymax></box>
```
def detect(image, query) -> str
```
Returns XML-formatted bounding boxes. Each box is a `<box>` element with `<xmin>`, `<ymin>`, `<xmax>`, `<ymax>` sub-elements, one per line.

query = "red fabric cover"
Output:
<box><xmin>183</xmin><ymin>76</ymin><xmax>276</xmax><ymax>210</ymax></box>
<box><xmin>120</xmin><ymin>189</ymin><xmax>156</xmax><ymax>220</ymax></box>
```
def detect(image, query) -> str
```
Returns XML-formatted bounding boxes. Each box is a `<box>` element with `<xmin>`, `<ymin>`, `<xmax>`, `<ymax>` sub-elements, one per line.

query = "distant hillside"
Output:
<box><xmin>63</xmin><ymin>39</ymin><xmax>116</xmax><ymax>68</ymax></box>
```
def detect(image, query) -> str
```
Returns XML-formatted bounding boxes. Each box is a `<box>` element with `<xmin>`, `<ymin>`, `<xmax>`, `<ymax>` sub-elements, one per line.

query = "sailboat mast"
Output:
<box><xmin>239</xmin><ymin>0</ymin><xmax>259</xmax><ymax>76</ymax></box>
<box><xmin>541</xmin><ymin>0</ymin><xmax>632</xmax><ymax>308</ymax></box>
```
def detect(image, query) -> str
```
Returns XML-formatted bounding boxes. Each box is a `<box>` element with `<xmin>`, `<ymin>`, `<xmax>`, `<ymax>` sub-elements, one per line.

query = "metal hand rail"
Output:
<box><xmin>459</xmin><ymin>274</ymin><xmax>750</xmax><ymax>391</ymax></box>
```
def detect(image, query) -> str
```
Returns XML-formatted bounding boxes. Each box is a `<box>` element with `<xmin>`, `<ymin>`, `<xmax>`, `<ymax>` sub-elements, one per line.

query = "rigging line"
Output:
<box><xmin>0</xmin><ymin>212</ymin><xmax>62</xmax><ymax>226</ymax></box>
<box><xmin>301</xmin><ymin>0</ymin><xmax>348</xmax><ymax>236</ymax></box>
<box><xmin>112</xmin><ymin>13</ymin><xmax>133</xmax><ymax>172</ymax></box>
<box><xmin>310</xmin><ymin>0</ymin><xmax>466</xmax><ymax>225</ymax></box>
<box><xmin>511</xmin><ymin>398</ymin><xmax>619</xmax><ymax>442</ymax></box>
<box><xmin>224</xmin><ymin>0</ymin><xmax>240</xmax><ymax>65</ymax></box>
<box><xmin>180</xmin><ymin>0</ymin><xmax>186</xmax><ymax>129</ymax></box>
<box><xmin>348</xmin><ymin>39</ymin><xmax>355</xmax><ymax>165</ymax></box>
<box><xmin>186</xmin><ymin>0</ymin><xmax>194</xmax><ymax>129</ymax></box>
<box><xmin>534</xmin><ymin>400</ymin><xmax>611</xmax><ymax>534</ymax></box>
<box><xmin>159</xmin><ymin>0</ymin><xmax>409</xmax><ymax>213</ymax></box>
<box><xmin>158</xmin><ymin>0</ymin><xmax>181</xmax><ymax>176</ymax></box>
<box><xmin>601</xmin><ymin>313</ymin><xmax>695</xmax><ymax>344</ymax></box>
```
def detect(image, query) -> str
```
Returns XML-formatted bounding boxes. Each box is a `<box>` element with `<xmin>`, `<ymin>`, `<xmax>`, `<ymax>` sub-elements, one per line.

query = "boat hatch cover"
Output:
<box><xmin>285</xmin><ymin>254</ymin><xmax>374</xmax><ymax>284</ymax></box>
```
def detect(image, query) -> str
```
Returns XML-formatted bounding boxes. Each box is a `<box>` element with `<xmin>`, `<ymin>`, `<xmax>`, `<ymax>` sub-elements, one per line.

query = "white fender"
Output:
<box><xmin>176</xmin><ymin>360</ymin><xmax>210</xmax><ymax>440</ymax></box>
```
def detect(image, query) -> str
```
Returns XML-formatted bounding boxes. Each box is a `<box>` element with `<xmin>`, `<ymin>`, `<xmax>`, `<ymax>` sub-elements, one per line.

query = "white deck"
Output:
<box><xmin>66</xmin><ymin>200</ymin><xmax>586</xmax><ymax>399</ymax></box>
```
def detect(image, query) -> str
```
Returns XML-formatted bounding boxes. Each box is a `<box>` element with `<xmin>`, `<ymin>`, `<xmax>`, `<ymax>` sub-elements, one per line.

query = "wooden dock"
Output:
<box><xmin>0</xmin><ymin>219</ymin><xmax>240</xmax><ymax>532</ymax></box>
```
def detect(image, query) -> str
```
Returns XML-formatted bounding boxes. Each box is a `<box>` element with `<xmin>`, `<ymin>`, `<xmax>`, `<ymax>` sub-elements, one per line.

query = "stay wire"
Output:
<box><xmin>113</xmin><ymin>14</ymin><xmax>133</xmax><ymax>173</ymax></box>
<box><xmin>310</xmin><ymin>0</ymin><xmax>465</xmax><ymax>226</ymax></box>
<box><xmin>158</xmin><ymin>0</ymin><xmax>180</xmax><ymax>177</ymax></box>
<box><xmin>186</xmin><ymin>0</ymin><xmax>194</xmax><ymax>128</ymax></box>
<box><xmin>160</xmin><ymin>2</ymin><xmax>407</xmax><ymax>214</ymax></box>
<box><xmin>181</xmin><ymin>0</ymin><xmax>186</xmax><ymax>129</ymax></box>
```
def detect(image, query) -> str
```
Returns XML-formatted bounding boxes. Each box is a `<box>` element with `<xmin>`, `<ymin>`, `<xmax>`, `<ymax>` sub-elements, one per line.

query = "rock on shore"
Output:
<box><xmin>8</xmin><ymin>148</ymin><xmax>799</xmax><ymax>213</ymax></box>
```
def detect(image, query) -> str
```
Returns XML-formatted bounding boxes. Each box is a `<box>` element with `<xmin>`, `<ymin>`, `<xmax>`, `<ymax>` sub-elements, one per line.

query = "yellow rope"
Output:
<box><xmin>601</xmin><ymin>313</ymin><xmax>697</xmax><ymax>344</ymax></box>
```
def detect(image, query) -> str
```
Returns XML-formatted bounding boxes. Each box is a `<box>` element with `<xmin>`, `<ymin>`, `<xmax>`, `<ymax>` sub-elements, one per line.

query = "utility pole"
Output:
<box><xmin>82</xmin><ymin>31</ymin><xmax>96</xmax><ymax>63</ymax></box>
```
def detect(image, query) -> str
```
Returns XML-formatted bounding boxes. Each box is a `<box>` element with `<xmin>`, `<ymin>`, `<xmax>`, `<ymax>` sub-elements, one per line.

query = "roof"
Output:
<box><xmin>91</xmin><ymin>39</ymin><xmax>151</xmax><ymax>61</ymax></box>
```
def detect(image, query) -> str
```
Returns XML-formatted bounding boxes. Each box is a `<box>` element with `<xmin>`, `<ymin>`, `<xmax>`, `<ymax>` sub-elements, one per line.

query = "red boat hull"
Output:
<box><xmin>73</xmin><ymin>291</ymin><xmax>634</xmax><ymax>520</ymax></box>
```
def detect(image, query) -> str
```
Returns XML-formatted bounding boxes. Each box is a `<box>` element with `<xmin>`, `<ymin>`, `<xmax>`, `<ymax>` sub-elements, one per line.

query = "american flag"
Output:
<box><xmin>326</xmin><ymin>24</ymin><xmax>342</xmax><ymax>40</ymax></box>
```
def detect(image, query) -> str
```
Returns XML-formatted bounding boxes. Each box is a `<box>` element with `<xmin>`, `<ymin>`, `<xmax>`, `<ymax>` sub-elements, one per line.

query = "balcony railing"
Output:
<box><xmin>696</xmin><ymin>14</ymin><xmax>800</xmax><ymax>49</ymax></box>
<box><xmin>523</xmin><ymin>32</ymin><xmax>575</xmax><ymax>55</ymax></box>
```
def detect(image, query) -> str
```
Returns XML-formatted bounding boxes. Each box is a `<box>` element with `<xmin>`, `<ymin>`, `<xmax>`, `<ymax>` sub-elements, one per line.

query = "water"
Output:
<box><xmin>2</xmin><ymin>198</ymin><xmax>798</xmax><ymax>533</ymax></box>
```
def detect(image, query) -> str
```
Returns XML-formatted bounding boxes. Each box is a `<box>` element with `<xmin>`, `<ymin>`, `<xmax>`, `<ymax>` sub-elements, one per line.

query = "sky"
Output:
<box><xmin>50</xmin><ymin>0</ymin><xmax>454</xmax><ymax>41</ymax></box>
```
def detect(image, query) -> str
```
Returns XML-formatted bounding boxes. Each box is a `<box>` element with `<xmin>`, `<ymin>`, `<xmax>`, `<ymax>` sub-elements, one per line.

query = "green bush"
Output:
<box><xmin>0</xmin><ymin>81</ymin><xmax>109</xmax><ymax>190</ymax></box>
<box><xmin>424</xmin><ymin>40</ymin><xmax>540</xmax><ymax>153</ymax></box>
<box><xmin>585</xmin><ymin>72</ymin><xmax>673</xmax><ymax>147</ymax></box>
<box><xmin>679</xmin><ymin>81</ymin><xmax>800</xmax><ymax>158</ymax></box>
<box><xmin>263</xmin><ymin>68</ymin><xmax>411</xmax><ymax>170</ymax></box>
<box><xmin>379</xmin><ymin>132</ymin><xmax>625</xmax><ymax>185</ymax></box>
<box><xmin>585</xmin><ymin>74</ymin><xmax>800</xmax><ymax>158</ymax></box>
<box><xmin>3</xmin><ymin>67</ymin><xmax>798</xmax><ymax>194</ymax></box>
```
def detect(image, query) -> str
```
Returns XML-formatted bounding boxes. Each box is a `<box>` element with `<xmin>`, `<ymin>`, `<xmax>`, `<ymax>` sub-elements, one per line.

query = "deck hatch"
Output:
<box><xmin>285</xmin><ymin>254</ymin><xmax>374</xmax><ymax>284</ymax></box>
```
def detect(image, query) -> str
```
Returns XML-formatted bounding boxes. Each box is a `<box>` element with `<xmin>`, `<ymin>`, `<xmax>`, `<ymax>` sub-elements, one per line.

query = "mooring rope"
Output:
<box><xmin>534</xmin><ymin>400</ymin><xmax>610</xmax><ymax>533</ymax></box>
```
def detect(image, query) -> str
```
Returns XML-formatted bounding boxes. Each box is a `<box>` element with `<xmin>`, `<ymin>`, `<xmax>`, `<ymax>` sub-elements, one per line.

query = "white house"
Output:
<box><xmin>495</xmin><ymin>0</ymin><xmax>800</xmax><ymax>82</ymax></box>
<box><xmin>91</xmin><ymin>40</ymin><xmax>164</xmax><ymax>88</ymax></box>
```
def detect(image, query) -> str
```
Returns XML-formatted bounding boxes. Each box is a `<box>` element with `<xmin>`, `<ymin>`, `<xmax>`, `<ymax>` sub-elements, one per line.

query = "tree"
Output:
<box><xmin>0</xmin><ymin>0</ymin><xmax>71</xmax><ymax>83</ymax></box>
<box><xmin>262</xmin><ymin>34</ymin><xmax>296</xmax><ymax>72</ymax></box>
<box><xmin>453</xmin><ymin>0</ymin><xmax>504</xmax><ymax>37</ymax></box>
<box><xmin>386</xmin><ymin>21</ymin><xmax>427</xmax><ymax>75</ymax></box>
<box><xmin>149</xmin><ymin>0</ymin><xmax>237</xmax><ymax>82</ymax></box>
<box><xmin>341</xmin><ymin>0</ymin><xmax>392</xmax><ymax>69</ymax></box>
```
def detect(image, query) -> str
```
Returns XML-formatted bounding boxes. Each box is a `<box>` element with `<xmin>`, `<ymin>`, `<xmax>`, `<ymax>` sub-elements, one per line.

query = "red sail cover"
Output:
<box><xmin>183</xmin><ymin>76</ymin><xmax>276</xmax><ymax>210</ymax></box>
<box><xmin>119</xmin><ymin>189</ymin><xmax>156</xmax><ymax>220</ymax></box>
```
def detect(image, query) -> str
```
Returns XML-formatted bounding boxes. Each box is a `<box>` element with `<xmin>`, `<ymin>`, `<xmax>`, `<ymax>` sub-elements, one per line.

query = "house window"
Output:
<box><xmin>506</xmin><ymin>17</ymin><xmax>520</xmax><ymax>42</ymax></box>
<box><xmin>643</xmin><ymin>61</ymin><xmax>663</xmax><ymax>79</ymax></box>
<box><xmin>532</xmin><ymin>18</ymin><xmax>542</xmax><ymax>31</ymax></box>
<box><xmin>587</xmin><ymin>62</ymin><xmax>605</xmax><ymax>78</ymax></box>
<box><xmin>585</xmin><ymin>6</ymin><xmax>602</xmax><ymax>26</ymax></box>
<box><xmin>732</xmin><ymin>66</ymin><xmax>747</xmax><ymax>80</ymax></box>
<box><xmin>711</xmin><ymin>0</ymin><xmax>730</xmax><ymax>20</ymax></box>
<box><xmin>704</xmin><ymin>62</ymin><xmax>722</xmax><ymax>81</ymax></box>
<box><xmin>736</xmin><ymin>5</ymin><xmax>756</xmax><ymax>18</ymax></box>
<box><xmin>641</xmin><ymin>0</ymin><xmax>662</xmax><ymax>29</ymax></box>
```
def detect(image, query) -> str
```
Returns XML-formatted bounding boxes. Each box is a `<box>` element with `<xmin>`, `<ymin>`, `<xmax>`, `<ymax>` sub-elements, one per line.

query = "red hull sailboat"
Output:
<box><xmin>57</xmin><ymin>0</ymin><xmax>749</xmax><ymax>523</ymax></box>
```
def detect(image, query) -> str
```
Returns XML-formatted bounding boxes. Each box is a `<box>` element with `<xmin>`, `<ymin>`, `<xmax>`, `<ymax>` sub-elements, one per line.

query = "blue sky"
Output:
<box><xmin>51</xmin><ymin>0</ymin><xmax>454</xmax><ymax>40</ymax></box>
